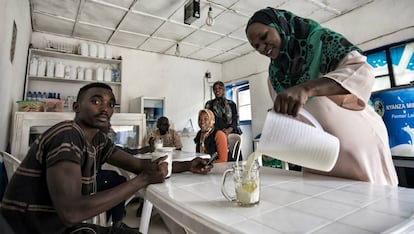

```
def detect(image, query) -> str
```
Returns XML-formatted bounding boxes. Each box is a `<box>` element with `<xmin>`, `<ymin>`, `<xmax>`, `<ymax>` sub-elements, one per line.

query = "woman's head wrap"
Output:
<box><xmin>246</xmin><ymin>7</ymin><xmax>361</xmax><ymax>93</ymax></box>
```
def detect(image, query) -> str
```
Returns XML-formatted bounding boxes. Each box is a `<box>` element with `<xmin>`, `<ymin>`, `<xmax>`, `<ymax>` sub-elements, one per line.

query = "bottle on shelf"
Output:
<box><xmin>29</xmin><ymin>57</ymin><xmax>38</xmax><ymax>76</ymax></box>
<box><xmin>46</xmin><ymin>60</ymin><xmax>55</xmax><ymax>77</ymax></box>
<box><xmin>26</xmin><ymin>91</ymin><xmax>33</xmax><ymax>100</ymax></box>
<box><xmin>55</xmin><ymin>61</ymin><xmax>65</xmax><ymax>78</ymax></box>
<box><xmin>37</xmin><ymin>58</ymin><xmax>46</xmax><ymax>77</ymax></box>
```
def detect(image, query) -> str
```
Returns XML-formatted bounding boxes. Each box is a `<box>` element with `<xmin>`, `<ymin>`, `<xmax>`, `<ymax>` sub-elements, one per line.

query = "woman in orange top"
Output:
<box><xmin>194</xmin><ymin>109</ymin><xmax>228</xmax><ymax>163</ymax></box>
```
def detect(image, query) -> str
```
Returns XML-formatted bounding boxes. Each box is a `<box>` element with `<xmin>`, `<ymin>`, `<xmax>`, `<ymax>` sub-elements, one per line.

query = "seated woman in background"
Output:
<box><xmin>194</xmin><ymin>109</ymin><xmax>228</xmax><ymax>163</ymax></box>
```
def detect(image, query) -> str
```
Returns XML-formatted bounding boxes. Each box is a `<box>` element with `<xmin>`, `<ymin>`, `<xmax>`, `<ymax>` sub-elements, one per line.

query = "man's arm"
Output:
<box><xmin>47</xmin><ymin>159</ymin><xmax>164</xmax><ymax>225</ymax></box>
<box><xmin>106</xmin><ymin>149</ymin><xmax>151</xmax><ymax>174</ymax></box>
<box><xmin>227</xmin><ymin>101</ymin><xmax>239</xmax><ymax>134</ymax></box>
<box><xmin>172</xmin><ymin>157</ymin><xmax>212</xmax><ymax>174</ymax></box>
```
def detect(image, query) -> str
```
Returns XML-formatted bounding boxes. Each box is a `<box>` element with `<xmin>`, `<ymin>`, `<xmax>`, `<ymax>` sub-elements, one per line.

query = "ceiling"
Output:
<box><xmin>30</xmin><ymin>0</ymin><xmax>374</xmax><ymax>63</ymax></box>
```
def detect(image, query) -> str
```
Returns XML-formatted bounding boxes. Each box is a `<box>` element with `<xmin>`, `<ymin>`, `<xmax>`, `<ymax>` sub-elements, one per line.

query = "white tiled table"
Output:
<box><xmin>139</xmin><ymin>162</ymin><xmax>414</xmax><ymax>234</ymax></box>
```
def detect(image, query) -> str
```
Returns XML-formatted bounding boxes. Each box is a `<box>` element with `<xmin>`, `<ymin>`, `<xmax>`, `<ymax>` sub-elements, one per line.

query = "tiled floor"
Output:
<box><xmin>123</xmin><ymin>201</ymin><xmax>170</xmax><ymax>234</ymax></box>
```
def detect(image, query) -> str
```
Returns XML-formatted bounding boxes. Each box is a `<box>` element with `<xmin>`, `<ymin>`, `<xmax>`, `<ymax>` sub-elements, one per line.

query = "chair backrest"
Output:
<box><xmin>227</xmin><ymin>134</ymin><xmax>242</xmax><ymax>162</ymax></box>
<box><xmin>1</xmin><ymin>152</ymin><xmax>21</xmax><ymax>182</ymax></box>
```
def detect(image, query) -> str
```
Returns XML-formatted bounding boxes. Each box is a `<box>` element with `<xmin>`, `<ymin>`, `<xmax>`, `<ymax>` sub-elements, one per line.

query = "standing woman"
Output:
<box><xmin>194</xmin><ymin>109</ymin><xmax>228</xmax><ymax>163</ymax></box>
<box><xmin>245</xmin><ymin>7</ymin><xmax>398</xmax><ymax>186</ymax></box>
<box><xmin>205</xmin><ymin>81</ymin><xmax>242</xmax><ymax>135</ymax></box>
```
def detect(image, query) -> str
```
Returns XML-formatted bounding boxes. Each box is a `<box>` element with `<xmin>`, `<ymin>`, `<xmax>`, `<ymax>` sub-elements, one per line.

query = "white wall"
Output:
<box><xmin>0</xmin><ymin>0</ymin><xmax>31</xmax><ymax>152</ymax></box>
<box><xmin>222</xmin><ymin>52</ymin><xmax>271</xmax><ymax>138</ymax></box>
<box><xmin>30</xmin><ymin>32</ymin><xmax>222</xmax><ymax>135</ymax></box>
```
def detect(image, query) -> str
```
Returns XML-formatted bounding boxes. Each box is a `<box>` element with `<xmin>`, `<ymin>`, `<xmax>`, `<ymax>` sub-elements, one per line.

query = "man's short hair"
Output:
<box><xmin>157</xmin><ymin>116</ymin><xmax>169</xmax><ymax>125</ymax></box>
<box><xmin>76</xmin><ymin>82</ymin><xmax>113</xmax><ymax>102</ymax></box>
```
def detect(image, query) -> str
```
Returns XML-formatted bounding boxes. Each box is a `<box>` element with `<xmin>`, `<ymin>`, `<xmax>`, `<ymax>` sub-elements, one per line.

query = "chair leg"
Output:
<box><xmin>139</xmin><ymin>199</ymin><xmax>154</xmax><ymax>234</ymax></box>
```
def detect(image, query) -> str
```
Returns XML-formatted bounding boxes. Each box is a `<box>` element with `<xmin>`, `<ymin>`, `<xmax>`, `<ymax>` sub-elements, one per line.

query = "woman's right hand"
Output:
<box><xmin>274</xmin><ymin>84</ymin><xmax>310</xmax><ymax>117</ymax></box>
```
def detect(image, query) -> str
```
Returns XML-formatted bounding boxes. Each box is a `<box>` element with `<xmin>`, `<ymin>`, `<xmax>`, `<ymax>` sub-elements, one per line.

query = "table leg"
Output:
<box><xmin>139</xmin><ymin>199</ymin><xmax>153</xmax><ymax>234</ymax></box>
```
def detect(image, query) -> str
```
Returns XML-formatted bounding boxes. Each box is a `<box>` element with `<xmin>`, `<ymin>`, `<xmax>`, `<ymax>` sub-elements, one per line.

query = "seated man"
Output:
<box><xmin>144</xmin><ymin>116</ymin><xmax>183</xmax><ymax>150</ymax></box>
<box><xmin>0</xmin><ymin>82</ymin><xmax>211</xmax><ymax>234</ymax></box>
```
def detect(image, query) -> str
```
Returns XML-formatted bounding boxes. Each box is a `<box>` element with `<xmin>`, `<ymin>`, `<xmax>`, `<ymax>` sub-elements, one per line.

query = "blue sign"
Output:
<box><xmin>371</xmin><ymin>87</ymin><xmax>414</xmax><ymax>156</ymax></box>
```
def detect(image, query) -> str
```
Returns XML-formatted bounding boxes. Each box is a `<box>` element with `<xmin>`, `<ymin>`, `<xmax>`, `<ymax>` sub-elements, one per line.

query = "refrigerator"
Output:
<box><xmin>130</xmin><ymin>96</ymin><xmax>165</xmax><ymax>136</ymax></box>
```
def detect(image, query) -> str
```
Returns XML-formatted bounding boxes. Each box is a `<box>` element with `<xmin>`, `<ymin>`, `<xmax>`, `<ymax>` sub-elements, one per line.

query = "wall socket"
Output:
<box><xmin>205</xmin><ymin>71</ymin><xmax>211</xmax><ymax>79</ymax></box>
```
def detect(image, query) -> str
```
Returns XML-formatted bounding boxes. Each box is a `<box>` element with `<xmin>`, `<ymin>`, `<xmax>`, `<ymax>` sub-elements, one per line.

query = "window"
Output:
<box><xmin>225</xmin><ymin>81</ymin><xmax>251</xmax><ymax>124</ymax></box>
<box><xmin>365</xmin><ymin>39</ymin><xmax>414</xmax><ymax>92</ymax></box>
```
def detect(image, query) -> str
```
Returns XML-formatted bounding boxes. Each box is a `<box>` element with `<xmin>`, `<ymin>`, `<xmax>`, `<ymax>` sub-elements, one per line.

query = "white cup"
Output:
<box><xmin>154</xmin><ymin>138</ymin><xmax>163</xmax><ymax>150</ymax></box>
<box><xmin>152</xmin><ymin>150</ymin><xmax>172</xmax><ymax>178</ymax></box>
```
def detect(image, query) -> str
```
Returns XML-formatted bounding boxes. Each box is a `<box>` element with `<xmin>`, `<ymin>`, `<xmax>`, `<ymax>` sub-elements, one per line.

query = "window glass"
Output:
<box><xmin>238</xmin><ymin>89</ymin><xmax>251</xmax><ymax>121</ymax></box>
<box><xmin>366</xmin><ymin>50</ymin><xmax>388</xmax><ymax>77</ymax></box>
<box><xmin>372</xmin><ymin>75</ymin><xmax>391</xmax><ymax>92</ymax></box>
<box><xmin>225</xmin><ymin>81</ymin><xmax>251</xmax><ymax>123</ymax></box>
<box><xmin>391</xmin><ymin>42</ymin><xmax>414</xmax><ymax>86</ymax></box>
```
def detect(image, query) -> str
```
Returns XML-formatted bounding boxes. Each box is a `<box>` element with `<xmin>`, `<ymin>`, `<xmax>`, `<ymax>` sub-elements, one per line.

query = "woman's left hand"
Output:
<box><xmin>273</xmin><ymin>84</ymin><xmax>310</xmax><ymax>116</ymax></box>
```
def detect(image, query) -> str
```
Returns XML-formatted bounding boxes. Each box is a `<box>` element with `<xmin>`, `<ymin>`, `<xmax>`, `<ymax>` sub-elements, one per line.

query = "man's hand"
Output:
<box><xmin>189</xmin><ymin>157</ymin><xmax>212</xmax><ymax>174</ymax></box>
<box><xmin>148</xmin><ymin>137</ymin><xmax>155</xmax><ymax>152</ymax></box>
<box><xmin>141</xmin><ymin>156</ymin><xmax>168</xmax><ymax>185</ymax></box>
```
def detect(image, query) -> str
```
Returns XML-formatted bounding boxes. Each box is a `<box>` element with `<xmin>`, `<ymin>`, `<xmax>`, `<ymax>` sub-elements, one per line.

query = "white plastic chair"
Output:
<box><xmin>1</xmin><ymin>152</ymin><xmax>21</xmax><ymax>182</ymax></box>
<box><xmin>227</xmin><ymin>134</ymin><xmax>242</xmax><ymax>162</ymax></box>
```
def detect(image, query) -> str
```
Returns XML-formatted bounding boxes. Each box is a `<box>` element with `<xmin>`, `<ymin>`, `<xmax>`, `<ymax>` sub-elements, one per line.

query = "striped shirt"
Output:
<box><xmin>0</xmin><ymin>121</ymin><xmax>116</xmax><ymax>234</ymax></box>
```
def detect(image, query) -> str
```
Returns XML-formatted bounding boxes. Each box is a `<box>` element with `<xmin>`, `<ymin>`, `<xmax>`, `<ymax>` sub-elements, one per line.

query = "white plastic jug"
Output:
<box><xmin>105</xmin><ymin>45</ymin><xmax>112</xmax><ymax>59</ymax></box>
<box><xmin>104</xmin><ymin>67</ymin><xmax>112</xmax><ymax>82</ymax></box>
<box><xmin>69</xmin><ymin>66</ymin><xmax>77</xmax><ymax>79</ymax></box>
<box><xmin>46</xmin><ymin>60</ymin><xmax>55</xmax><ymax>77</ymax></box>
<box><xmin>64</xmin><ymin>66</ymin><xmax>71</xmax><ymax>79</ymax></box>
<box><xmin>98</xmin><ymin>44</ymin><xmax>105</xmax><ymax>58</ymax></box>
<box><xmin>80</xmin><ymin>42</ymin><xmax>88</xmax><ymax>56</ymax></box>
<box><xmin>257</xmin><ymin>110</ymin><xmax>340</xmax><ymax>172</ymax></box>
<box><xmin>55</xmin><ymin>62</ymin><xmax>65</xmax><ymax>78</ymax></box>
<box><xmin>89</xmin><ymin>43</ymin><xmax>97</xmax><ymax>57</ymax></box>
<box><xmin>77</xmin><ymin>67</ymin><xmax>84</xmax><ymax>80</ymax></box>
<box><xmin>29</xmin><ymin>57</ymin><xmax>38</xmax><ymax>76</ymax></box>
<box><xmin>95</xmin><ymin>67</ymin><xmax>103</xmax><ymax>81</ymax></box>
<box><xmin>85</xmin><ymin>68</ymin><xmax>93</xmax><ymax>81</ymax></box>
<box><xmin>37</xmin><ymin>58</ymin><xmax>46</xmax><ymax>77</ymax></box>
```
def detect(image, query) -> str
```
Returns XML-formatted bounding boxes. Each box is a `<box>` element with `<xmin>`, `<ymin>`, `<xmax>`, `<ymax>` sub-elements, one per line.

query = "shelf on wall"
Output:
<box><xmin>28</xmin><ymin>76</ymin><xmax>122</xmax><ymax>85</ymax></box>
<box><xmin>30</xmin><ymin>48</ymin><xmax>121</xmax><ymax>64</ymax></box>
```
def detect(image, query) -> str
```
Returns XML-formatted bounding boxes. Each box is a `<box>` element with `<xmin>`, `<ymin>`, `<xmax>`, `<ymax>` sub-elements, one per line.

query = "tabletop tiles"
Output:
<box><xmin>260</xmin><ymin>171</ymin><xmax>302</xmax><ymax>187</ymax></box>
<box><xmin>233</xmin><ymin>219</ymin><xmax>284</xmax><ymax>234</ymax></box>
<box><xmin>153</xmin><ymin>186</ymin><xmax>205</xmax><ymax>203</ymax></box>
<box><xmin>189</xmin><ymin>202</ymin><xmax>248</xmax><ymax>225</ymax></box>
<box><xmin>251</xmin><ymin>207</ymin><xmax>330</xmax><ymax>233</ymax></box>
<box><xmin>166</xmin><ymin>173</ymin><xmax>215</xmax><ymax>187</ymax></box>
<box><xmin>340</xmin><ymin>182</ymin><xmax>395</xmax><ymax>197</ymax></box>
<box><xmin>311</xmin><ymin>221</ymin><xmax>375</xmax><ymax>234</ymax></box>
<box><xmin>390</xmin><ymin>187</ymin><xmax>414</xmax><ymax>203</ymax></box>
<box><xmin>289</xmin><ymin>197</ymin><xmax>359</xmax><ymax>220</ymax></box>
<box><xmin>317</xmin><ymin>189</ymin><xmax>379</xmax><ymax>207</ymax></box>
<box><xmin>215</xmin><ymin>199</ymin><xmax>282</xmax><ymax>219</ymax></box>
<box><xmin>271</xmin><ymin>181</ymin><xmax>335</xmax><ymax>196</ymax></box>
<box><xmin>181</xmin><ymin>181</ymin><xmax>224</xmax><ymax>201</ymax></box>
<box><xmin>261</xmin><ymin>186</ymin><xmax>310</xmax><ymax>206</ymax></box>
<box><xmin>299</xmin><ymin>173</ymin><xmax>358</xmax><ymax>189</ymax></box>
<box><xmin>365</xmin><ymin>197</ymin><xmax>414</xmax><ymax>218</ymax></box>
<box><xmin>339</xmin><ymin>208</ymin><xmax>406</xmax><ymax>233</ymax></box>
